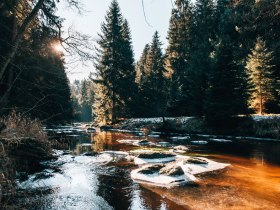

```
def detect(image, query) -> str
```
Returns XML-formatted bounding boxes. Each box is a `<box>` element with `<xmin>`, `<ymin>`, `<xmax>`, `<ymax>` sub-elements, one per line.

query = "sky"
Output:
<box><xmin>57</xmin><ymin>0</ymin><xmax>173</xmax><ymax>82</ymax></box>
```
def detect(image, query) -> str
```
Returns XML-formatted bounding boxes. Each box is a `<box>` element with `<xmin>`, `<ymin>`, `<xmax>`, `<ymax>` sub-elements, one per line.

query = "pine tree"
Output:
<box><xmin>93</xmin><ymin>0</ymin><xmax>135</xmax><ymax>124</ymax></box>
<box><xmin>246</xmin><ymin>38</ymin><xmax>275</xmax><ymax>115</ymax></box>
<box><xmin>165</xmin><ymin>0</ymin><xmax>192</xmax><ymax>115</ymax></box>
<box><xmin>188</xmin><ymin>0</ymin><xmax>215</xmax><ymax>116</ymax></box>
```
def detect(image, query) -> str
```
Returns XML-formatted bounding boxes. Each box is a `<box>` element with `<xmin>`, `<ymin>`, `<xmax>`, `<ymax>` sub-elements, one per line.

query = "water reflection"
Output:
<box><xmin>18</xmin><ymin>128</ymin><xmax>280</xmax><ymax>210</ymax></box>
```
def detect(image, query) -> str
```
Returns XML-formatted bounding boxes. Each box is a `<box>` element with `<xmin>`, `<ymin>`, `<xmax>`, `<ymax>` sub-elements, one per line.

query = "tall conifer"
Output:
<box><xmin>93</xmin><ymin>0</ymin><xmax>135</xmax><ymax>124</ymax></box>
<box><xmin>165</xmin><ymin>0</ymin><xmax>192</xmax><ymax>115</ymax></box>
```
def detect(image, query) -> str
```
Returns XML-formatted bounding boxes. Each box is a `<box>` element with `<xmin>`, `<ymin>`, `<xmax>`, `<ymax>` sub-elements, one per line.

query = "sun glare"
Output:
<box><xmin>53</xmin><ymin>43</ymin><xmax>63</xmax><ymax>53</ymax></box>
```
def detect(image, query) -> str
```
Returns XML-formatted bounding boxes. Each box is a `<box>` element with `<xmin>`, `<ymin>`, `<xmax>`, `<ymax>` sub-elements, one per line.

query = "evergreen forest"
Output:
<box><xmin>1</xmin><ymin>0</ymin><xmax>280</xmax><ymax>126</ymax></box>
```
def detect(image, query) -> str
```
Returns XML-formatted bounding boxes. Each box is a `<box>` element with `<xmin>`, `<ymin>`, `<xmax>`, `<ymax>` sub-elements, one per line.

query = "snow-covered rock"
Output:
<box><xmin>117</xmin><ymin>139</ymin><xmax>151</xmax><ymax>146</ymax></box>
<box><xmin>170</xmin><ymin>136</ymin><xmax>190</xmax><ymax>141</ymax></box>
<box><xmin>134</xmin><ymin>152</ymin><xmax>176</xmax><ymax>164</ymax></box>
<box><xmin>174</xmin><ymin>145</ymin><xmax>188</xmax><ymax>151</ymax></box>
<box><xmin>210</xmin><ymin>138</ymin><xmax>232</xmax><ymax>143</ymax></box>
<box><xmin>191</xmin><ymin>140</ymin><xmax>208</xmax><ymax>144</ymax></box>
<box><xmin>159</xmin><ymin>163</ymin><xmax>184</xmax><ymax>176</ymax></box>
<box><xmin>169</xmin><ymin>145</ymin><xmax>188</xmax><ymax>154</ymax></box>
<box><xmin>156</xmin><ymin>142</ymin><xmax>171</xmax><ymax>147</ymax></box>
<box><xmin>177</xmin><ymin>157</ymin><xmax>230</xmax><ymax>175</ymax></box>
<box><xmin>131</xmin><ymin>164</ymin><xmax>196</xmax><ymax>187</ymax></box>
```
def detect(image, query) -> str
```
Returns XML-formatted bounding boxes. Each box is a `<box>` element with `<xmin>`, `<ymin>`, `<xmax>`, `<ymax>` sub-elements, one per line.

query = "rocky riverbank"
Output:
<box><xmin>0</xmin><ymin>137</ymin><xmax>54</xmax><ymax>204</ymax></box>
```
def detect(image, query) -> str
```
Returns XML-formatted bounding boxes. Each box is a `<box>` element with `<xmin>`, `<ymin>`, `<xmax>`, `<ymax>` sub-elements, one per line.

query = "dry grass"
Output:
<box><xmin>0</xmin><ymin>110</ymin><xmax>48</xmax><ymax>141</ymax></box>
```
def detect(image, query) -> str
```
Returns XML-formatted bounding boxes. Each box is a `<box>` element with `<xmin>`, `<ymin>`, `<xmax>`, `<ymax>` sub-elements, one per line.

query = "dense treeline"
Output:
<box><xmin>92</xmin><ymin>0</ymin><xmax>280</xmax><ymax>125</ymax></box>
<box><xmin>1</xmin><ymin>0</ymin><xmax>279</xmax><ymax>125</ymax></box>
<box><xmin>0</xmin><ymin>0</ymin><xmax>73</xmax><ymax>121</ymax></box>
<box><xmin>71</xmin><ymin>79</ymin><xmax>94</xmax><ymax>122</ymax></box>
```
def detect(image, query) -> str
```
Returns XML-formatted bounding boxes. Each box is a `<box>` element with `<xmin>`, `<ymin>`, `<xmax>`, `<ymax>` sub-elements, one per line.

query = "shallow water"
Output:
<box><xmin>17</xmin><ymin>128</ymin><xmax>280</xmax><ymax>210</ymax></box>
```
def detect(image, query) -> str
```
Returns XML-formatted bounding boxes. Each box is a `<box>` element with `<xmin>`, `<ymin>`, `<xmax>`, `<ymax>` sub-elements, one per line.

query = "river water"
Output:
<box><xmin>17</xmin><ymin>127</ymin><xmax>280</xmax><ymax>210</ymax></box>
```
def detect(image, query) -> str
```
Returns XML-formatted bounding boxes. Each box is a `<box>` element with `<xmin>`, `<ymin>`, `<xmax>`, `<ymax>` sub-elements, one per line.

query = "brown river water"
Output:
<box><xmin>16</xmin><ymin>128</ymin><xmax>280</xmax><ymax>210</ymax></box>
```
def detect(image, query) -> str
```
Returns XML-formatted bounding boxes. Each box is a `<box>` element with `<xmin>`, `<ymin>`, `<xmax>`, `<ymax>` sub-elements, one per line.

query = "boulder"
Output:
<box><xmin>138</xmin><ymin>164</ymin><xmax>164</xmax><ymax>174</ymax></box>
<box><xmin>138</xmin><ymin>140</ymin><xmax>150</xmax><ymax>146</ymax></box>
<box><xmin>184</xmin><ymin>157</ymin><xmax>208</xmax><ymax>165</ymax></box>
<box><xmin>159</xmin><ymin>164</ymin><xmax>184</xmax><ymax>176</ymax></box>
<box><xmin>137</xmin><ymin>152</ymin><xmax>175</xmax><ymax>159</ymax></box>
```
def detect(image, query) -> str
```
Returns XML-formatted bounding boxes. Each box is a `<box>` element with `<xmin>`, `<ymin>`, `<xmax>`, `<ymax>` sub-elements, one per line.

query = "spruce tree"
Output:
<box><xmin>135</xmin><ymin>44</ymin><xmax>150</xmax><ymax>84</ymax></box>
<box><xmin>93</xmin><ymin>0</ymin><xmax>135</xmax><ymax>124</ymax></box>
<box><xmin>139</xmin><ymin>32</ymin><xmax>167</xmax><ymax>117</ymax></box>
<box><xmin>118</xmin><ymin>19</ymin><xmax>136</xmax><ymax>117</ymax></box>
<box><xmin>246</xmin><ymin>38</ymin><xmax>275</xmax><ymax>115</ymax></box>
<box><xmin>165</xmin><ymin>0</ymin><xmax>192</xmax><ymax>115</ymax></box>
<box><xmin>205</xmin><ymin>0</ymin><xmax>249</xmax><ymax>126</ymax></box>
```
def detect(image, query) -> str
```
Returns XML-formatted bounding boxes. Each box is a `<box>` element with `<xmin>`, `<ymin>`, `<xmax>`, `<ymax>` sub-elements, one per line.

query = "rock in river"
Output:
<box><xmin>159</xmin><ymin>163</ymin><xmax>184</xmax><ymax>176</ymax></box>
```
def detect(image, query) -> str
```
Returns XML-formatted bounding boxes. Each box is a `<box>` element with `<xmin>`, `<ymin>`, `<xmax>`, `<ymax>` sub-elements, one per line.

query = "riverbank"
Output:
<box><xmin>115</xmin><ymin>115</ymin><xmax>280</xmax><ymax>140</ymax></box>
<box><xmin>0</xmin><ymin>112</ymin><xmax>54</xmax><ymax>206</ymax></box>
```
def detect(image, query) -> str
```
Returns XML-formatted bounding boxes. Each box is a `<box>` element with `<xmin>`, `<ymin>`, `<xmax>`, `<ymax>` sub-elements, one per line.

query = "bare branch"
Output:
<box><xmin>142</xmin><ymin>0</ymin><xmax>153</xmax><ymax>27</ymax></box>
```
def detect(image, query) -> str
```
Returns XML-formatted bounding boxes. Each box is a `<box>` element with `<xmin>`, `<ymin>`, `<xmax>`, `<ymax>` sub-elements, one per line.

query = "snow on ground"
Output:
<box><xmin>125</xmin><ymin>117</ymin><xmax>194</xmax><ymax>124</ymax></box>
<box><xmin>251</xmin><ymin>114</ymin><xmax>280</xmax><ymax>122</ymax></box>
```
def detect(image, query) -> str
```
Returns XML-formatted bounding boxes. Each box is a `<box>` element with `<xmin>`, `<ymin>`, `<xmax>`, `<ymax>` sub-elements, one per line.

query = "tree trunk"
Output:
<box><xmin>0</xmin><ymin>0</ymin><xmax>45</xmax><ymax>80</ymax></box>
<box><xmin>111</xmin><ymin>91</ymin><xmax>116</xmax><ymax>124</ymax></box>
<box><xmin>260</xmin><ymin>94</ymin><xmax>263</xmax><ymax>115</ymax></box>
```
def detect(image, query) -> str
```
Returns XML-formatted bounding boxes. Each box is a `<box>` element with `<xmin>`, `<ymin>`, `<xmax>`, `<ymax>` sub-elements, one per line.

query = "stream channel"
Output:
<box><xmin>16</xmin><ymin>125</ymin><xmax>280</xmax><ymax>210</ymax></box>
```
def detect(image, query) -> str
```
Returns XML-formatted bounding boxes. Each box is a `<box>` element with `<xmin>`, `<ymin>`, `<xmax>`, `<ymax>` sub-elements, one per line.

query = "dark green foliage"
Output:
<box><xmin>136</xmin><ymin>32</ymin><xmax>168</xmax><ymax>117</ymax></box>
<box><xmin>205</xmin><ymin>0</ymin><xmax>249</xmax><ymax>126</ymax></box>
<box><xmin>94</xmin><ymin>0</ymin><xmax>136</xmax><ymax>124</ymax></box>
<box><xmin>165</xmin><ymin>0</ymin><xmax>192</xmax><ymax>116</ymax></box>
<box><xmin>187</xmin><ymin>0</ymin><xmax>215</xmax><ymax>116</ymax></box>
<box><xmin>0</xmin><ymin>0</ymin><xmax>73</xmax><ymax>122</ymax></box>
<box><xmin>10</xmin><ymin>27</ymin><xmax>73</xmax><ymax>121</ymax></box>
<box><xmin>79</xmin><ymin>80</ymin><xmax>94</xmax><ymax>122</ymax></box>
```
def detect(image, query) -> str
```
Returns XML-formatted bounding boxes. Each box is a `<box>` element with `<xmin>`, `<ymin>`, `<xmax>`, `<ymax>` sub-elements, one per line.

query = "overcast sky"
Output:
<box><xmin>57</xmin><ymin>0</ymin><xmax>173</xmax><ymax>82</ymax></box>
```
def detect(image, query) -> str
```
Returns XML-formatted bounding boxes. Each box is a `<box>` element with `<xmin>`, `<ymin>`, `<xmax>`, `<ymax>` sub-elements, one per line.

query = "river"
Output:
<box><xmin>16</xmin><ymin>126</ymin><xmax>280</xmax><ymax>210</ymax></box>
